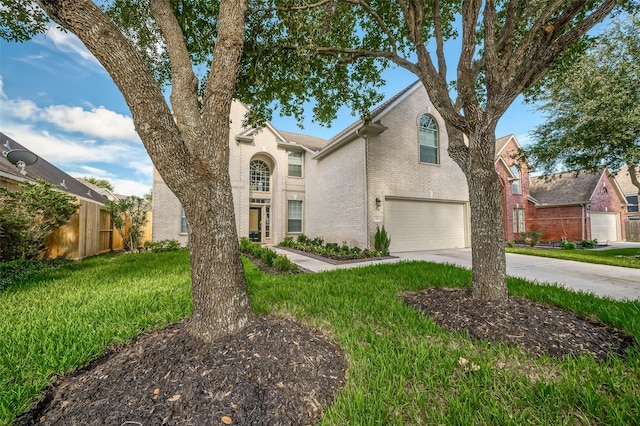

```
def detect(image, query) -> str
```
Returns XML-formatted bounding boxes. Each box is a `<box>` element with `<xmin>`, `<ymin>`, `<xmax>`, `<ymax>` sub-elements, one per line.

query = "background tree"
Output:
<box><xmin>0</xmin><ymin>180</ymin><xmax>76</xmax><ymax>261</ymax></box>
<box><xmin>105</xmin><ymin>195</ymin><xmax>151</xmax><ymax>251</ymax></box>
<box><xmin>251</xmin><ymin>0</ymin><xmax>635</xmax><ymax>302</ymax></box>
<box><xmin>526</xmin><ymin>13</ymin><xmax>640</xmax><ymax>196</ymax></box>
<box><xmin>83</xmin><ymin>176</ymin><xmax>115</xmax><ymax>192</ymax></box>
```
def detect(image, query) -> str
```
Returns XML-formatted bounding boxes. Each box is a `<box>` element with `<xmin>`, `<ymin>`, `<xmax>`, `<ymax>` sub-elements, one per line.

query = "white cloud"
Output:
<box><xmin>110</xmin><ymin>178</ymin><xmax>152</xmax><ymax>197</ymax></box>
<box><xmin>39</xmin><ymin>25</ymin><xmax>102</xmax><ymax>69</ymax></box>
<box><xmin>41</xmin><ymin>104</ymin><xmax>138</xmax><ymax>140</ymax></box>
<box><xmin>76</xmin><ymin>165</ymin><xmax>113</xmax><ymax>177</ymax></box>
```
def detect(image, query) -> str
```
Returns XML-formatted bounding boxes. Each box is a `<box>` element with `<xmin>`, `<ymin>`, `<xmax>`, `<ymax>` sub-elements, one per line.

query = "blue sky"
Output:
<box><xmin>0</xmin><ymin>25</ymin><xmax>542</xmax><ymax>197</ymax></box>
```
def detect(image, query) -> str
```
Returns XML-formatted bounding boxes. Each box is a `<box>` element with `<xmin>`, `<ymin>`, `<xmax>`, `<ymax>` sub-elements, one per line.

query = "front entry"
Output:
<box><xmin>249</xmin><ymin>207</ymin><xmax>261</xmax><ymax>242</ymax></box>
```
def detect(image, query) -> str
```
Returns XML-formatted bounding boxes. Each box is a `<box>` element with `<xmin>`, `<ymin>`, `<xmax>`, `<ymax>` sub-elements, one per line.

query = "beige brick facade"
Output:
<box><xmin>152</xmin><ymin>85</ymin><xmax>471</xmax><ymax>250</ymax></box>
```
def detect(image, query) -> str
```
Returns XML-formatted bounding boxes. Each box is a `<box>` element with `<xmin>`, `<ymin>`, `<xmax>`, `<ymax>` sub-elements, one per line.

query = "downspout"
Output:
<box><xmin>581</xmin><ymin>203</ymin><xmax>586</xmax><ymax>240</ymax></box>
<box><xmin>360</xmin><ymin>128</ymin><xmax>370</xmax><ymax>249</ymax></box>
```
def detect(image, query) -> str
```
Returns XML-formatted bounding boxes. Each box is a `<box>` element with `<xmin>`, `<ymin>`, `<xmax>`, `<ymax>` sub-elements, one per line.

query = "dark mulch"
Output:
<box><xmin>18</xmin><ymin>316</ymin><xmax>347</xmax><ymax>426</ymax></box>
<box><xmin>400</xmin><ymin>287</ymin><xmax>637</xmax><ymax>361</ymax></box>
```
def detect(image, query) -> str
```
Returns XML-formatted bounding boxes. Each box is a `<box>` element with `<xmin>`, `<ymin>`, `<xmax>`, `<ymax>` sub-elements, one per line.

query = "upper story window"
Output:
<box><xmin>418</xmin><ymin>114</ymin><xmax>439</xmax><ymax>164</ymax></box>
<box><xmin>288</xmin><ymin>151</ymin><xmax>303</xmax><ymax>177</ymax></box>
<box><xmin>627</xmin><ymin>195</ymin><xmax>639</xmax><ymax>213</ymax></box>
<box><xmin>511</xmin><ymin>165</ymin><xmax>522</xmax><ymax>195</ymax></box>
<box><xmin>250</xmin><ymin>160</ymin><xmax>270</xmax><ymax>192</ymax></box>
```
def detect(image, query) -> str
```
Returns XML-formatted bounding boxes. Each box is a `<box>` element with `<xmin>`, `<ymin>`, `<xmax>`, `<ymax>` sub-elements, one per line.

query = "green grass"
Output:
<box><xmin>1</xmin><ymin>252</ymin><xmax>639</xmax><ymax>425</ymax></box>
<box><xmin>506</xmin><ymin>247</ymin><xmax>640</xmax><ymax>269</ymax></box>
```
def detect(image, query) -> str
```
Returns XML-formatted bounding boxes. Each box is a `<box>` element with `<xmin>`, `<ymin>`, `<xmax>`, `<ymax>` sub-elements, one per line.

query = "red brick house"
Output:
<box><xmin>527</xmin><ymin>168</ymin><xmax>627</xmax><ymax>243</ymax></box>
<box><xmin>494</xmin><ymin>135</ymin><xmax>532</xmax><ymax>241</ymax></box>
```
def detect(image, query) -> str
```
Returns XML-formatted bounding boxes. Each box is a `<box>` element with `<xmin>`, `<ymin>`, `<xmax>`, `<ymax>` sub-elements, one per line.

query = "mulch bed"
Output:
<box><xmin>275</xmin><ymin>246</ymin><xmax>396</xmax><ymax>265</ymax></box>
<box><xmin>18</xmin><ymin>317</ymin><xmax>347</xmax><ymax>426</ymax></box>
<box><xmin>400</xmin><ymin>287</ymin><xmax>637</xmax><ymax>361</ymax></box>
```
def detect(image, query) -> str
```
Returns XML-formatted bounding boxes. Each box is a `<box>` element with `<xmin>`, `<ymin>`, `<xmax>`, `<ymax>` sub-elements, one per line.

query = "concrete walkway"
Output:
<box><xmin>272</xmin><ymin>245</ymin><xmax>640</xmax><ymax>301</ymax></box>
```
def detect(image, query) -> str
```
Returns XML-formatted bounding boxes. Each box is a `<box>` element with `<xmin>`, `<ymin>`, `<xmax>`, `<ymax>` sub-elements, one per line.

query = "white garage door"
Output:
<box><xmin>384</xmin><ymin>199</ymin><xmax>467</xmax><ymax>252</ymax></box>
<box><xmin>590</xmin><ymin>212</ymin><xmax>620</xmax><ymax>242</ymax></box>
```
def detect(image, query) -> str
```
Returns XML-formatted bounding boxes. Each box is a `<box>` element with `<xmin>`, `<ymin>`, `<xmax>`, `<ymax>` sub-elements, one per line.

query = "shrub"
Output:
<box><xmin>260</xmin><ymin>249</ymin><xmax>278</xmax><ymax>266</ymax></box>
<box><xmin>105</xmin><ymin>194</ymin><xmax>151</xmax><ymax>251</ymax></box>
<box><xmin>515</xmin><ymin>230</ymin><xmax>542</xmax><ymax>247</ymax></box>
<box><xmin>310</xmin><ymin>236</ymin><xmax>324</xmax><ymax>247</ymax></box>
<box><xmin>239</xmin><ymin>238</ymin><xmax>298</xmax><ymax>273</ymax></box>
<box><xmin>561</xmin><ymin>240</ymin><xmax>576</xmax><ymax>250</ymax></box>
<box><xmin>0</xmin><ymin>180</ymin><xmax>76</xmax><ymax>261</ymax></box>
<box><xmin>374</xmin><ymin>225</ymin><xmax>391</xmax><ymax>256</ymax></box>
<box><xmin>280</xmin><ymin>236</ymin><xmax>295</xmax><ymax>247</ymax></box>
<box><xmin>581</xmin><ymin>239</ymin><xmax>598</xmax><ymax>249</ymax></box>
<box><xmin>273</xmin><ymin>255</ymin><xmax>298</xmax><ymax>272</ymax></box>
<box><xmin>296</xmin><ymin>234</ymin><xmax>309</xmax><ymax>244</ymax></box>
<box><xmin>144</xmin><ymin>239</ymin><xmax>183</xmax><ymax>252</ymax></box>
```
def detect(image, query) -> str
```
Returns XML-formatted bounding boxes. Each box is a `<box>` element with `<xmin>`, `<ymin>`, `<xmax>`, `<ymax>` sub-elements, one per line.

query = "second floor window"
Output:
<box><xmin>250</xmin><ymin>160</ymin><xmax>270</xmax><ymax>192</ymax></box>
<box><xmin>511</xmin><ymin>165</ymin><xmax>522</xmax><ymax>195</ymax></box>
<box><xmin>419</xmin><ymin>114</ymin><xmax>439</xmax><ymax>164</ymax></box>
<box><xmin>288</xmin><ymin>151</ymin><xmax>303</xmax><ymax>177</ymax></box>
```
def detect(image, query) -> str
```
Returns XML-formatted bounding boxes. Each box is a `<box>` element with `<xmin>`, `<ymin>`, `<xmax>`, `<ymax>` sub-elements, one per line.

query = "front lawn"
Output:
<box><xmin>506</xmin><ymin>247</ymin><xmax>640</xmax><ymax>269</ymax></box>
<box><xmin>1</xmin><ymin>251</ymin><xmax>639</xmax><ymax>425</ymax></box>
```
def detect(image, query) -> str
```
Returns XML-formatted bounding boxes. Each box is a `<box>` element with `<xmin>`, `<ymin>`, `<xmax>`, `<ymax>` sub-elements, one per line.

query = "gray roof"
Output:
<box><xmin>0</xmin><ymin>131</ymin><xmax>108</xmax><ymax>203</ymax></box>
<box><xmin>529</xmin><ymin>169</ymin><xmax>603</xmax><ymax>206</ymax></box>
<box><xmin>278</xmin><ymin>131</ymin><xmax>329</xmax><ymax>152</ymax></box>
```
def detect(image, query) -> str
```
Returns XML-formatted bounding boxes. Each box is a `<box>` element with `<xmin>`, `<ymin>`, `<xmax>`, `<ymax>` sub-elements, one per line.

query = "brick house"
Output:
<box><xmin>152</xmin><ymin>82</ymin><xmax>472</xmax><ymax>252</ymax></box>
<box><xmin>612</xmin><ymin>165</ymin><xmax>640</xmax><ymax>222</ymax></box>
<box><xmin>494</xmin><ymin>135</ymin><xmax>531</xmax><ymax>241</ymax></box>
<box><xmin>527</xmin><ymin>168</ymin><xmax>628</xmax><ymax>243</ymax></box>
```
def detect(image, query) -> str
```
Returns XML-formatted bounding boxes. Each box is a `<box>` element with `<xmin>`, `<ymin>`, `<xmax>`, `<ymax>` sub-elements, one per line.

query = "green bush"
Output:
<box><xmin>561</xmin><ymin>240</ymin><xmax>576</xmax><ymax>250</ymax></box>
<box><xmin>581</xmin><ymin>239</ymin><xmax>598</xmax><ymax>249</ymax></box>
<box><xmin>273</xmin><ymin>255</ymin><xmax>297</xmax><ymax>272</ymax></box>
<box><xmin>144</xmin><ymin>239</ymin><xmax>183</xmax><ymax>252</ymax></box>
<box><xmin>0</xmin><ymin>180</ymin><xmax>76</xmax><ymax>261</ymax></box>
<box><xmin>239</xmin><ymin>238</ymin><xmax>298</xmax><ymax>273</ymax></box>
<box><xmin>280</xmin><ymin>236</ymin><xmax>295</xmax><ymax>247</ymax></box>
<box><xmin>374</xmin><ymin>225</ymin><xmax>391</xmax><ymax>256</ymax></box>
<box><xmin>515</xmin><ymin>230</ymin><xmax>542</xmax><ymax>247</ymax></box>
<box><xmin>296</xmin><ymin>234</ymin><xmax>309</xmax><ymax>244</ymax></box>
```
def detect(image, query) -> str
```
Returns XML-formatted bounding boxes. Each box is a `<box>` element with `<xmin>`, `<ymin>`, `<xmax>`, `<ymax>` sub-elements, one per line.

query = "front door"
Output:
<box><xmin>249</xmin><ymin>207</ymin><xmax>261</xmax><ymax>242</ymax></box>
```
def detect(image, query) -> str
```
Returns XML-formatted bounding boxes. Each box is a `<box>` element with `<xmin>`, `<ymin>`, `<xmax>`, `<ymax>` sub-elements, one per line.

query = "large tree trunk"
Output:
<box><xmin>467</xmin><ymin>128</ymin><xmax>507</xmax><ymax>301</ymax></box>
<box><xmin>448</xmin><ymin>122</ymin><xmax>508</xmax><ymax>302</ymax></box>
<box><xmin>36</xmin><ymin>0</ymin><xmax>255</xmax><ymax>340</ymax></box>
<box><xmin>184</xmin><ymin>179</ymin><xmax>254</xmax><ymax>341</ymax></box>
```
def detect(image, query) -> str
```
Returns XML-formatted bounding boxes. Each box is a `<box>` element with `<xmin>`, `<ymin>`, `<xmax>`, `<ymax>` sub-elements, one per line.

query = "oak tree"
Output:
<box><xmin>526</xmin><ymin>13</ymin><xmax>640</xmax><ymax>197</ymax></box>
<box><xmin>252</xmin><ymin>0</ymin><xmax>636</xmax><ymax>301</ymax></box>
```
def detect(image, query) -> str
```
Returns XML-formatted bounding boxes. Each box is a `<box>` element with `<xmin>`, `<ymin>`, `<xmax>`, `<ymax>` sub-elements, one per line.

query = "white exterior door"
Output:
<box><xmin>590</xmin><ymin>212</ymin><xmax>620</xmax><ymax>242</ymax></box>
<box><xmin>384</xmin><ymin>199</ymin><xmax>468</xmax><ymax>252</ymax></box>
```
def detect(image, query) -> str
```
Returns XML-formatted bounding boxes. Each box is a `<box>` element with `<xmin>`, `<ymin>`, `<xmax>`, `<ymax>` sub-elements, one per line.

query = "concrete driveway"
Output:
<box><xmin>273</xmin><ymin>245</ymin><xmax>640</xmax><ymax>301</ymax></box>
<box><xmin>395</xmin><ymin>248</ymin><xmax>640</xmax><ymax>301</ymax></box>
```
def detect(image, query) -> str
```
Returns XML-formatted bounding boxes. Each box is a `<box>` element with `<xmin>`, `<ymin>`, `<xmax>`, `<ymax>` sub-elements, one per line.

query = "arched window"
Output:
<box><xmin>511</xmin><ymin>165</ymin><xmax>522</xmax><ymax>194</ymax></box>
<box><xmin>250</xmin><ymin>160</ymin><xmax>270</xmax><ymax>192</ymax></box>
<box><xmin>419</xmin><ymin>114</ymin><xmax>439</xmax><ymax>164</ymax></box>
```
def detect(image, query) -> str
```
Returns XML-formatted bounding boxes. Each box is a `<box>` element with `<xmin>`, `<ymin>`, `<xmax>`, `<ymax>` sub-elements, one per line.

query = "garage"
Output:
<box><xmin>384</xmin><ymin>199</ymin><xmax>468</xmax><ymax>252</ymax></box>
<box><xmin>590</xmin><ymin>212</ymin><xmax>620</xmax><ymax>242</ymax></box>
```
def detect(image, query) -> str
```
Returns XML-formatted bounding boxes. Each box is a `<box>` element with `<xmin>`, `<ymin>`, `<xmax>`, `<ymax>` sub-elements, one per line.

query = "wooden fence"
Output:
<box><xmin>626</xmin><ymin>220</ymin><xmax>640</xmax><ymax>242</ymax></box>
<box><xmin>44</xmin><ymin>200</ymin><xmax>153</xmax><ymax>259</ymax></box>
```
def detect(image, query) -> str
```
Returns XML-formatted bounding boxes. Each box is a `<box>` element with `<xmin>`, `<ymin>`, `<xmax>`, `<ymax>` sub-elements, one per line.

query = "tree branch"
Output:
<box><xmin>433</xmin><ymin>0</ymin><xmax>447</xmax><ymax>79</ymax></box>
<box><xmin>457</xmin><ymin>0</ymin><xmax>482</xmax><ymax>120</ymax></box>
<box><xmin>151</xmin><ymin>0</ymin><xmax>201</xmax><ymax>143</ymax></box>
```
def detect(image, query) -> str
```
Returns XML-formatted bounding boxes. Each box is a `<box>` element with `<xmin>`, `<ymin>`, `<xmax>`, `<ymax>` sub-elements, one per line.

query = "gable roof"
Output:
<box><xmin>613</xmin><ymin>165</ymin><xmax>640</xmax><ymax>194</ymax></box>
<box><xmin>277</xmin><ymin>131</ymin><xmax>329</xmax><ymax>152</ymax></box>
<box><xmin>529</xmin><ymin>169</ymin><xmax>605</xmax><ymax>206</ymax></box>
<box><xmin>1</xmin><ymin>131</ymin><xmax>108</xmax><ymax>203</ymax></box>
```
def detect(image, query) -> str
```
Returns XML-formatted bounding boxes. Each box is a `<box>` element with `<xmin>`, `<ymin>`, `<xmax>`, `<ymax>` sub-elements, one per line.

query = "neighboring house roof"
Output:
<box><xmin>277</xmin><ymin>131</ymin><xmax>329</xmax><ymax>152</ymax></box>
<box><xmin>0</xmin><ymin>131</ymin><xmax>108</xmax><ymax>203</ymax></box>
<box><xmin>77</xmin><ymin>178</ymin><xmax>122</xmax><ymax>201</ymax></box>
<box><xmin>529</xmin><ymin>168</ymin><xmax>620</xmax><ymax>206</ymax></box>
<box><xmin>613</xmin><ymin>165</ymin><xmax>640</xmax><ymax>195</ymax></box>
